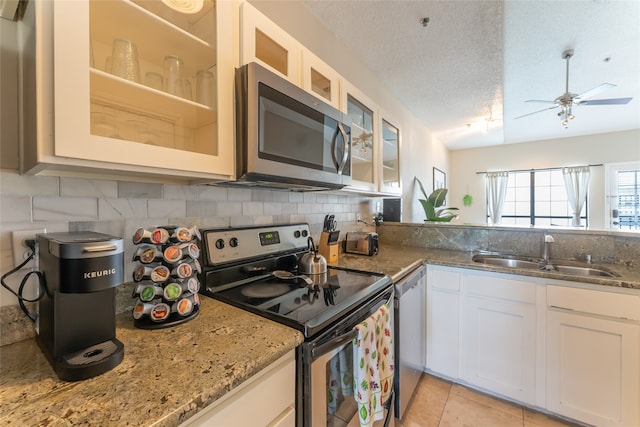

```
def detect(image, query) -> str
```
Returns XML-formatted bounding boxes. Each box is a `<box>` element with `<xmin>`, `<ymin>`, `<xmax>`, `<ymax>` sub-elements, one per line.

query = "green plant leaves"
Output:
<box><xmin>415</xmin><ymin>177</ymin><xmax>459</xmax><ymax>222</ymax></box>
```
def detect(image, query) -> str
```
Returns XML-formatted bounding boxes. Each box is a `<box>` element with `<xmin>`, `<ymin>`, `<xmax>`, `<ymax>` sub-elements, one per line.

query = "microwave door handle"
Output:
<box><xmin>332</xmin><ymin>123</ymin><xmax>349</xmax><ymax>175</ymax></box>
<box><xmin>310</xmin><ymin>328</ymin><xmax>357</xmax><ymax>362</ymax></box>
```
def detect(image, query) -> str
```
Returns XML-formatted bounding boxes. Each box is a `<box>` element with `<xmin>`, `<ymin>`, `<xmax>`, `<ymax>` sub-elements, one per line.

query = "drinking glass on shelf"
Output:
<box><xmin>196</xmin><ymin>69</ymin><xmax>214</xmax><ymax>107</ymax></box>
<box><xmin>163</xmin><ymin>55</ymin><xmax>185</xmax><ymax>97</ymax></box>
<box><xmin>183</xmin><ymin>79</ymin><xmax>192</xmax><ymax>101</ymax></box>
<box><xmin>120</xmin><ymin>116</ymin><xmax>151</xmax><ymax>144</ymax></box>
<box><xmin>145</xmin><ymin>72</ymin><xmax>164</xmax><ymax>91</ymax></box>
<box><xmin>90</xmin><ymin>111</ymin><xmax>118</xmax><ymax>138</ymax></box>
<box><xmin>110</xmin><ymin>39</ymin><xmax>140</xmax><ymax>83</ymax></box>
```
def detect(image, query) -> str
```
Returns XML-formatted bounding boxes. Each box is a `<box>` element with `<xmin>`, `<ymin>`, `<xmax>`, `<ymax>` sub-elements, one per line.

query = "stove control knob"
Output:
<box><xmin>294</xmin><ymin>230</ymin><xmax>301</xmax><ymax>238</ymax></box>
<box><xmin>215</xmin><ymin>238</ymin><xmax>225</xmax><ymax>249</ymax></box>
<box><xmin>229</xmin><ymin>237</ymin><xmax>239</xmax><ymax>248</ymax></box>
<box><xmin>301</xmin><ymin>230</ymin><xmax>308</xmax><ymax>237</ymax></box>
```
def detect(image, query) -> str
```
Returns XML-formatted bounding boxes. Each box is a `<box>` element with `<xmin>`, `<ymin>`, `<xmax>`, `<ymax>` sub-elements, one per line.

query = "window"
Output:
<box><xmin>607</xmin><ymin>162</ymin><xmax>640</xmax><ymax>230</ymax></box>
<box><xmin>496</xmin><ymin>169</ymin><xmax>586</xmax><ymax>227</ymax></box>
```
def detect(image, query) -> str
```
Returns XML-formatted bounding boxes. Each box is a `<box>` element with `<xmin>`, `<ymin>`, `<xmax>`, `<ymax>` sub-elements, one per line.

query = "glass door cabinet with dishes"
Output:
<box><xmin>20</xmin><ymin>0</ymin><xmax>235</xmax><ymax>182</ymax></box>
<box><xmin>380</xmin><ymin>117</ymin><xmax>400</xmax><ymax>194</ymax></box>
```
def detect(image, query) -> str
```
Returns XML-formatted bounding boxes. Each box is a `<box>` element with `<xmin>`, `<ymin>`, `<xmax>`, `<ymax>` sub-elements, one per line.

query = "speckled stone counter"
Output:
<box><xmin>334</xmin><ymin>245</ymin><xmax>640</xmax><ymax>290</ymax></box>
<box><xmin>0</xmin><ymin>298</ymin><xmax>303</xmax><ymax>426</ymax></box>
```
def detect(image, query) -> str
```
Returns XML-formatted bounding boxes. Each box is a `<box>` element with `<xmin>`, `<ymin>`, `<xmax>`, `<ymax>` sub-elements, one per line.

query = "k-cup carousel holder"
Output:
<box><xmin>131</xmin><ymin>225</ymin><xmax>201</xmax><ymax>329</ymax></box>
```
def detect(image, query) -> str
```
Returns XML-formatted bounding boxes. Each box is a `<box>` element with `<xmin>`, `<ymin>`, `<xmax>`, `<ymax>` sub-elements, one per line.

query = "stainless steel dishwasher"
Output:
<box><xmin>394</xmin><ymin>264</ymin><xmax>426</xmax><ymax>421</ymax></box>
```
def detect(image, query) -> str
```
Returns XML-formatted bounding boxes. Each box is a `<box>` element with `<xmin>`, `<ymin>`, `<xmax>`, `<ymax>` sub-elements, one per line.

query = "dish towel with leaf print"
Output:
<box><xmin>352</xmin><ymin>303</ymin><xmax>394</xmax><ymax>427</ymax></box>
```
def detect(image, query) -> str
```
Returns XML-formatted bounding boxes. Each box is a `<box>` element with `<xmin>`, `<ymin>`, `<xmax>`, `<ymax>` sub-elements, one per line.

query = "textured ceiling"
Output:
<box><xmin>301</xmin><ymin>0</ymin><xmax>640</xmax><ymax>150</ymax></box>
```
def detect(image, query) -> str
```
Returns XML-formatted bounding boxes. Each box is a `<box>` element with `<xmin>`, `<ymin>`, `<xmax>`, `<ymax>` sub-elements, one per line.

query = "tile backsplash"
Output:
<box><xmin>0</xmin><ymin>170</ymin><xmax>379</xmax><ymax>345</ymax></box>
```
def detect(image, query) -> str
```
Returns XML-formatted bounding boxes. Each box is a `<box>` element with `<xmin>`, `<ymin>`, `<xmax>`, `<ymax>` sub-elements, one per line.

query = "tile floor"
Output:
<box><xmin>398</xmin><ymin>374</ymin><xmax>581</xmax><ymax>427</ymax></box>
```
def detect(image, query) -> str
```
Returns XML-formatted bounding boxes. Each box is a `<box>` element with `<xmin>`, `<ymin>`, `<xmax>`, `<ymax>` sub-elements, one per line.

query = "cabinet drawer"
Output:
<box><xmin>547</xmin><ymin>285</ymin><xmax>640</xmax><ymax>321</ymax></box>
<box><xmin>429</xmin><ymin>266</ymin><xmax>460</xmax><ymax>292</ymax></box>
<box><xmin>464</xmin><ymin>274</ymin><xmax>536</xmax><ymax>304</ymax></box>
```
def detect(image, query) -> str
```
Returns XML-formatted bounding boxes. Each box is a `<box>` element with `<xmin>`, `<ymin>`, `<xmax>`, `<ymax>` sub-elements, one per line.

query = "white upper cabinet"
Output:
<box><xmin>240</xmin><ymin>1</ymin><xmax>300</xmax><ymax>84</ymax></box>
<box><xmin>300</xmin><ymin>50</ymin><xmax>340</xmax><ymax>109</ymax></box>
<box><xmin>20</xmin><ymin>0</ymin><xmax>236</xmax><ymax>182</ymax></box>
<box><xmin>379</xmin><ymin>115</ymin><xmax>401</xmax><ymax>195</ymax></box>
<box><xmin>340</xmin><ymin>80</ymin><xmax>379</xmax><ymax>194</ymax></box>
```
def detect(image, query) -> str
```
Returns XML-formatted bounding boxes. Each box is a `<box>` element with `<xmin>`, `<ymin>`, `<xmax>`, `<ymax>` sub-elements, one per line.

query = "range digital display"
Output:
<box><xmin>259</xmin><ymin>231</ymin><xmax>280</xmax><ymax>246</ymax></box>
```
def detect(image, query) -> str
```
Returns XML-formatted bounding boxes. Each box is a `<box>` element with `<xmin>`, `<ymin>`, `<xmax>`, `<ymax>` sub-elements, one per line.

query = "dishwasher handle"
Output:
<box><xmin>394</xmin><ymin>266</ymin><xmax>425</xmax><ymax>297</ymax></box>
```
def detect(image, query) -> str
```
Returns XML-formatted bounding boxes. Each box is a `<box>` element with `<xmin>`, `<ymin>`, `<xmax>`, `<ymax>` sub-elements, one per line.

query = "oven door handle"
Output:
<box><xmin>310</xmin><ymin>328</ymin><xmax>358</xmax><ymax>362</ymax></box>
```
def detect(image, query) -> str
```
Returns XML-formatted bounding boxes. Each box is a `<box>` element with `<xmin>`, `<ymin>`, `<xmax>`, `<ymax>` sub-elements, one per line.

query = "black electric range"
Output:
<box><xmin>198</xmin><ymin>223</ymin><xmax>392</xmax><ymax>338</ymax></box>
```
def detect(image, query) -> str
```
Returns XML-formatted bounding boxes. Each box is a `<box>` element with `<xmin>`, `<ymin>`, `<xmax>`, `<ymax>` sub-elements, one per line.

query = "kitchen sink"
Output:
<box><xmin>471</xmin><ymin>254</ymin><xmax>618</xmax><ymax>278</ymax></box>
<box><xmin>471</xmin><ymin>255</ymin><xmax>541</xmax><ymax>270</ymax></box>
<box><xmin>552</xmin><ymin>265</ymin><xmax>617</xmax><ymax>277</ymax></box>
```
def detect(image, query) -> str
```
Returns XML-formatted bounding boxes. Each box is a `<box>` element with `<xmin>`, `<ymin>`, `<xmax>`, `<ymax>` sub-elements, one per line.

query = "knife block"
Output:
<box><xmin>318</xmin><ymin>231</ymin><xmax>339</xmax><ymax>264</ymax></box>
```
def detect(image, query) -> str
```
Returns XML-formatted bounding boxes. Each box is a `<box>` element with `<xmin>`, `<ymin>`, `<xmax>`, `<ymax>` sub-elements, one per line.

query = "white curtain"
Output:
<box><xmin>486</xmin><ymin>171</ymin><xmax>509</xmax><ymax>225</ymax></box>
<box><xmin>563</xmin><ymin>166</ymin><xmax>591</xmax><ymax>227</ymax></box>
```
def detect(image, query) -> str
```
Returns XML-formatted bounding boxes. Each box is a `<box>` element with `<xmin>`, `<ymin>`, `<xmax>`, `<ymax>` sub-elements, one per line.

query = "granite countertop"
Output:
<box><xmin>335</xmin><ymin>245</ymin><xmax>640</xmax><ymax>290</ymax></box>
<box><xmin>0</xmin><ymin>298</ymin><xmax>304</xmax><ymax>426</ymax></box>
<box><xmin>2</xmin><ymin>245</ymin><xmax>638</xmax><ymax>427</ymax></box>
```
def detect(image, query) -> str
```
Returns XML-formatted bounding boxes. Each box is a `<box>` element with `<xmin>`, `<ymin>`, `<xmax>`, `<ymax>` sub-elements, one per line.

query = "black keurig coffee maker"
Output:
<box><xmin>37</xmin><ymin>232</ymin><xmax>125</xmax><ymax>381</ymax></box>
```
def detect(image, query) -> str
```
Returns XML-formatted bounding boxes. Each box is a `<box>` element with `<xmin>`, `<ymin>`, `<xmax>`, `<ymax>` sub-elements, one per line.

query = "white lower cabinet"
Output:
<box><xmin>426</xmin><ymin>265</ymin><xmax>460</xmax><ymax>378</ymax></box>
<box><xmin>460</xmin><ymin>273</ymin><xmax>537</xmax><ymax>405</ymax></box>
<box><xmin>546</xmin><ymin>286</ymin><xmax>640</xmax><ymax>427</ymax></box>
<box><xmin>180</xmin><ymin>351</ymin><xmax>295</xmax><ymax>427</ymax></box>
<box><xmin>425</xmin><ymin>265</ymin><xmax>640</xmax><ymax>427</ymax></box>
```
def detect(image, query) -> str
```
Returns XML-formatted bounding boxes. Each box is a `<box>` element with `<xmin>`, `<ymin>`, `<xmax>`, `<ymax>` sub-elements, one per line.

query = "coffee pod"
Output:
<box><xmin>132</xmin><ymin>227</ymin><xmax>170</xmax><ymax>245</ymax></box>
<box><xmin>176</xmin><ymin>276</ymin><xmax>200</xmax><ymax>294</ymax></box>
<box><xmin>172</xmin><ymin>293</ymin><xmax>200</xmax><ymax>316</ymax></box>
<box><xmin>170</xmin><ymin>226</ymin><xmax>201</xmax><ymax>243</ymax></box>
<box><xmin>163</xmin><ymin>242</ymin><xmax>199</xmax><ymax>263</ymax></box>
<box><xmin>149</xmin><ymin>303</ymin><xmax>171</xmax><ymax>322</ymax></box>
<box><xmin>173</xmin><ymin>298</ymin><xmax>193</xmax><ymax>316</ymax></box>
<box><xmin>133</xmin><ymin>264</ymin><xmax>170</xmax><ymax>283</ymax></box>
<box><xmin>136</xmin><ymin>284</ymin><xmax>164</xmax><ymax>302</ymax></box>
<box><xmin>163</xmin><ymin>282</ymin><xmax>183</xmax><ymax>301</ymax></box>
<box><xmin>171</xmin><ymin>258</ymin><xmax>201</xmax><ymax>278</ymax></box>
<box><xmin>132</xmin><ymin>301</ymin><xmax>152</xmax><ymax>320</ymax></box>
<box><xmin>132</xmin><ymin>245</ymin><xmax>163</xmax><ymax>264</ymax></box>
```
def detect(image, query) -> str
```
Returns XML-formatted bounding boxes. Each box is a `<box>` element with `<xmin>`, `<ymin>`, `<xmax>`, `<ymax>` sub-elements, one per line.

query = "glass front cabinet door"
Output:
<box><xmin>341</xmin><ymin>81</ymin><xmax>379</xmax><ymax>193</ymax></box>
<box><xmin>380</xmin><ymin>117</ymin><xmax>401</xmax><ymax>194</ymax></box>
<box><xmin>22</xmin><ymin>0</ymin><xmax>235</xmax><ymax>181</ymax></box>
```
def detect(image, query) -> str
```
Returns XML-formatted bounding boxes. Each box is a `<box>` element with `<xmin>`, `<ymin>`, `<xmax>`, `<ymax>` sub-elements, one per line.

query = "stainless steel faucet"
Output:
<box><xmin>542</xmin><ymin>234</ymin><xmax>554</xmax><ymax>264</ymax></box>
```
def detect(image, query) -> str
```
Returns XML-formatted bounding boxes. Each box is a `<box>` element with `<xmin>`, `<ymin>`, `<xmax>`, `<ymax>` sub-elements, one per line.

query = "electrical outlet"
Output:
<box><xmin>12</xmin><ymin>229</ymin><xmax>46</xmax><ymax>270</ymax></box>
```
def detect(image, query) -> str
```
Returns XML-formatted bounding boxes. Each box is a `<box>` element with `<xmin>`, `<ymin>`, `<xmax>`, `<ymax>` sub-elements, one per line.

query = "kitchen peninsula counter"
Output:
<box><xmin>336</xmin><ymin>245</ymin><xmax>640</xmax><ymax>290</ymax></box>
<box><xmin>0</xmin><ymin>299</ymin><xmax>303</xmax><ymax>426</ymax></box>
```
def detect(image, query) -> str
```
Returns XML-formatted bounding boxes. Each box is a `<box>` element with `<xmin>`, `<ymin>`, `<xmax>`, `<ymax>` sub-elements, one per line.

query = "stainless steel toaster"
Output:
<box><xmin>343</xmin><ymin>232</ymin><xmax>378</xmax><ymax>256</ymax></box>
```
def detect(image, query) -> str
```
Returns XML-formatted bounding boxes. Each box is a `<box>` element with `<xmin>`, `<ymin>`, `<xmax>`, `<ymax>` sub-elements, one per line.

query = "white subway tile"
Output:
<box><xmin>99</xmin><ymin>198</ymin><xmax>147</xmax><ymax>220</ymax></box>
<box><xmin>0</xmin><ymin>197</ymin><xmax>31</xmax><ymax>222</ymax></box>
<box><xmin>0</xmin><ymin>172</ymin><xmax>59</xmax><ymax>196</ymax></box>
<box><xmin>199</xmin><ymin>186</ymin><xmax>228</xmax><ymax>201</ymax></box>
<box><xmin>118</xmin><ymin>182</ymin><xmax>162</xmax><ymax>199</ymax></box>
<box><xmin>33</xmin><ymin>196</ymin><xmax>98</xmax><ymax>221</ymax></box>
<box><xmin>217</xmin><ymin>202</ymin><xmax>242</xmax><ymax>217</ymax></box>
<box><xmin>60</xmin><ymin>177</ymin><xmax>118</xmax><ymax>198</ymax></box>
<box><xmin>164</xmin><ymin>184</ymin><xmax>201</xmax><ymax>200</ymax></box>
<box><xmin>242</xmin><ymin>201</ymin><xmax>263</xmax><ymax>216</ymax></box>
<box><xmin>227</xmin><ymin>188</ymin><xmax>252</xmax><ymax>201</ymax></box>
<box><xmin>263</xmin><ymin>203</ymin><xmax>282</xmax><ymax>215</ymax></box>
<box><xmin>147</xmin><ymin>200</ymin><xmax>186</xmax><ymax>218</ymax></box>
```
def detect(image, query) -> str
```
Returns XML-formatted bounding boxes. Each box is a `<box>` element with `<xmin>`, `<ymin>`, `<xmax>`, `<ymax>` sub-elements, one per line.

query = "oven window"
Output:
<box><xmin>326</xmin><ymin>345</ymin><xmax>357</xmax><ymax>426</ymax></box>
<box><xmin>258</xmin><ymin>83</ymin><xmax>348</xmax><ymax>174</ymax></box>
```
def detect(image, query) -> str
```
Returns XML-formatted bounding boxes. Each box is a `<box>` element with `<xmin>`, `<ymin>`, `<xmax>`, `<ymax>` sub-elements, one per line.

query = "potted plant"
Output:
<box><xmin>415</xmin><ymin>177</ymin><xmax>459</xmax><ymax>222</ymax></box>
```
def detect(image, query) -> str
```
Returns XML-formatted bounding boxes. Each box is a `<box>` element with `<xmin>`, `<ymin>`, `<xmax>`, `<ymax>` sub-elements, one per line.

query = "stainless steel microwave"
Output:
<box><xmin>232</xmin><ymin>62</ymin><xmax>352</xmax><ymax>191</ymax></box>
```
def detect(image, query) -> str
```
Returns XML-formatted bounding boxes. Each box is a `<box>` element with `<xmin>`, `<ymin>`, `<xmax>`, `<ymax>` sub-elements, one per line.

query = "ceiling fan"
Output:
<box><xmin>515</xmin><ymin>49</ymin><xmax>633</xmax><ymax>128</ymax></box>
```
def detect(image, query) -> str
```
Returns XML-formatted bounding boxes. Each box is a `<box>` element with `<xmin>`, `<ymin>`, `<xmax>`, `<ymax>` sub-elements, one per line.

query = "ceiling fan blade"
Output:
<box><xmin>579</xmin><ymin>97</ymin><xmax>633</xmax><ymax>105</ymax></box>
<box><xmin>575</xmin><ymin>83</ymin><xmax>616</xmax><ymax>100</ymax></box>
<box><xmin>514</xmin><ymin>105</ymin><xmax>559</xmax><ymax>119</ymax></box>
<box><xmin>524</xmin><ymin>99</ymin><xmax>557</xmax><ymax>104</ymax></box>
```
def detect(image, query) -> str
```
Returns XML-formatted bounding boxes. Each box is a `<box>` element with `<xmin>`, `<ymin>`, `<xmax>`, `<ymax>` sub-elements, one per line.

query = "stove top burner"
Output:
<box><xmin>198</xmin><ymin>223</ymin><xmax>392</xmax><ymax>338</ymax></box>
<box><xmin>241</xmin><ymin>282</ymin><xmax>291</xmax><ymax>299</ymax></box>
